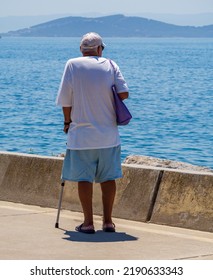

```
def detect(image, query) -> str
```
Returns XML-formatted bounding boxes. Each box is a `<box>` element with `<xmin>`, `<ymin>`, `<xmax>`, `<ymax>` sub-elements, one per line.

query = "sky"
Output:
<box><xmin>1</xmin><ymin>0</ymin><xmax>213</xmax><ymax>17</ymax></box>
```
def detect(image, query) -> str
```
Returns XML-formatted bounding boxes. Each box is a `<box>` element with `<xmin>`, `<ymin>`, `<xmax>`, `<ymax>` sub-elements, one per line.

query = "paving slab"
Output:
<box><xmin>0</xmin><ymin>201</ymin><xmax>213</xmax><ymax>260</ymax></box>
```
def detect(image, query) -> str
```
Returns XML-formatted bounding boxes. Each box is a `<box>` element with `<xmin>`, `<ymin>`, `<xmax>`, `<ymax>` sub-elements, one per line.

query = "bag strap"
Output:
<box><xmin>109</xmin><ymin>59</ymin><xmax>116</xmax><ymax>84</ymax></box>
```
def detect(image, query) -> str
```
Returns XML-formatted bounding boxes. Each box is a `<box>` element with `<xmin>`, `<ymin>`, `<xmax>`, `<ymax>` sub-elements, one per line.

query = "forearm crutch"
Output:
<box><xmin>55</xmin><ymin>181</ymin><xmax>65</xmax><ymax>228</ymax></box>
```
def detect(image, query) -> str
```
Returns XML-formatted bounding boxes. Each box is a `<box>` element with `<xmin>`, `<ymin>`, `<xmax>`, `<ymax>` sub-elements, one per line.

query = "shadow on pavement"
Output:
<box><xmin>62</xmin><ymin>229</ymin><xmax>138</xmax><ymax>243</ymax></box>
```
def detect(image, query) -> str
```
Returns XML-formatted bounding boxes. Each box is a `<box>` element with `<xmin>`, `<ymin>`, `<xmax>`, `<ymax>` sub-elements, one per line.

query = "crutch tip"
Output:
<box><xmin>55</xmin><ymin>222</ymin><xmax>59</xmax><ymax>228</ymax></box>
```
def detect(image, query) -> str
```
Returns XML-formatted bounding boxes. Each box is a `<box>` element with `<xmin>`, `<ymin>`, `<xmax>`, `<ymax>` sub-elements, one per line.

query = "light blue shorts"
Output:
<box><xmin>61</xmin><ymin>145</ymin><xmax>122</xmax><ymax>183</ymax></box>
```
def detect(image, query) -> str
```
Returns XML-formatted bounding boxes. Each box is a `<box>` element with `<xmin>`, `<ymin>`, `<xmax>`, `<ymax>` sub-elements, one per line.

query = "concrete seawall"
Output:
<box><xmin>0</xmin><ymin>151</ymin><xmax>213</xmax><ymax>232</ymax></box>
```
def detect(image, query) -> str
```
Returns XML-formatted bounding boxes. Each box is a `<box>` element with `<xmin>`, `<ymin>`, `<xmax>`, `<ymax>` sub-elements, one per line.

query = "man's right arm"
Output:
<box><xmin>63</xmin><ymin>107</ymin><xmax>72</xmax><ymax>133</ymax></box>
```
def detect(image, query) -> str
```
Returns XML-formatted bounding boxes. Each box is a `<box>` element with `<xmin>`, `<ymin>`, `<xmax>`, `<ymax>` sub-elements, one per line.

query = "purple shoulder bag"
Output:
<box><xmin>109</xmin><ymin>60</ymin><xmax>132</xmax><ymax>125</ymax></box>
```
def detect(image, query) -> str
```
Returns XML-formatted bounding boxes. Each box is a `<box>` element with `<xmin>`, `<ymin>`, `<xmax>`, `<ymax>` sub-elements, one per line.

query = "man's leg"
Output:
<box><xmin>78</xmin><ymin>181</ymin><xmax>93</xmax><ymax>226</ymax></box>
<box><xmin>101</xmin><ymin>180</ymin><xmax>116</xmax><ymax>224</ymax></box>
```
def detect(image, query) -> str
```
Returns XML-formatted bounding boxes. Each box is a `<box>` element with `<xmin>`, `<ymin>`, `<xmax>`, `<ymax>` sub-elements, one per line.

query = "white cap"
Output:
<box><xmin>80</xmin><ymin>32</ymin><xmax>106</xmax><ymax>51</ymax></box>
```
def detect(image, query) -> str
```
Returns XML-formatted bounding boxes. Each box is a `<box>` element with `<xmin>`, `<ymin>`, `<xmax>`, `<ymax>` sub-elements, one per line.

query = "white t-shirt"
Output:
<box><xmin>56</xmin><ymin>56</ymin><xmax>129</xmax><ymax>150</ymax></box>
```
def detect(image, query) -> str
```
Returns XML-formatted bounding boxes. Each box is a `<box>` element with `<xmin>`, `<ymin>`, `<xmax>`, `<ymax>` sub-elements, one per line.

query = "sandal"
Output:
<box><xmin>103</xmin><ymin>222</ymin><xmax>116</xmax><ymax>232</ymax></box>
<box><xmin>75</xmin><ymin>223</ymin><xmax>95</xmax><ymax>234</ymax></box>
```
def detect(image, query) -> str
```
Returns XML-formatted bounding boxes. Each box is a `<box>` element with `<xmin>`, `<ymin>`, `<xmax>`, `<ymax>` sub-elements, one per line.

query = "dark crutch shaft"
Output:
<box><xmin>55</xmin><ymin>181</ymin><xmax>65</xmax><ymax>228</ymax></box>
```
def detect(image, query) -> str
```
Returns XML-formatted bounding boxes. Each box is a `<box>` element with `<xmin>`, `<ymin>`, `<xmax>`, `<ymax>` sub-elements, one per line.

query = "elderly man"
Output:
<box><xmin>56</xmin><ymin>32</ymin><xmax>129</xmax><ymax>234</ymax></box>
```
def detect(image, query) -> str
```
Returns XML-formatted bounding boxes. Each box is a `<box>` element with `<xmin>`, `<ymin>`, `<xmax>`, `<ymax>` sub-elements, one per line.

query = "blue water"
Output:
<box><xmin>0</xmin><ymin>37</ymin><xmax>213</xmax><ymax>169</ymax></box>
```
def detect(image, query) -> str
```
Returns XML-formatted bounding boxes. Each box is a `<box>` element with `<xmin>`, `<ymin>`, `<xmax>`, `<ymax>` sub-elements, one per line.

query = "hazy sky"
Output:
<box><xmin>1</xmin><ymin>0</ymin><xmax>213</xmax><ymax>17</ymax></box>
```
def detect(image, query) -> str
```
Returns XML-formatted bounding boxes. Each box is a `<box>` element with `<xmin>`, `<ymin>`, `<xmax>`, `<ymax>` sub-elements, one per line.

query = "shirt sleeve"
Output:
<box><xmin>110</xmin><ymin>60</ymin><xmax>129</xmax><ymax>94</ymax></box>
<box><xmin>56</xmin><ymin>61</ymin><xmax>73</xmax><ymax>107</ymax></box>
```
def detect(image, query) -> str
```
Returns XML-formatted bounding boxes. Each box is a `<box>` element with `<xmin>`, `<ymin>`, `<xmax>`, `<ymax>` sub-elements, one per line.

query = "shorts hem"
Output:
<box><xmin>61</xmin><ymin>175</ymin><xmax>122</xmax><ymax>184</ymax></box>
<box><xmin>95</xmin><ymin>175</ymin><xmax>123</xmax><ymax>183</ymax></box>
<box><xmin>61</xmin><ymin>176</ymin><xmax>93</xmax><ymax>183</ymax></box>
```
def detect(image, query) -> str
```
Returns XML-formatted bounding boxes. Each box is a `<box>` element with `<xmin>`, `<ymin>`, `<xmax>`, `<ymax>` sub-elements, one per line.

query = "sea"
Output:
<box><xmin>0</xmin><ymin>37</ymin><xmax>213</xmax><ymax>169</ymax></box>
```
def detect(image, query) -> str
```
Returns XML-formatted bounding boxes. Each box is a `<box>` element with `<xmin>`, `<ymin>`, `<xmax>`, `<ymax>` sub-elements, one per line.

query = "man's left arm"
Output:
<box><xmin>118</xmin><ymin>92</ymin><xmax>129</xmax><ymax>100</ymax></box>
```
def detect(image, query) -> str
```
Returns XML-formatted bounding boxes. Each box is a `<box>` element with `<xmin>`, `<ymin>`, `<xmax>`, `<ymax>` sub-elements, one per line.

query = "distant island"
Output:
<box><xmin>2</xmin><ymin>14</ymin><xmax>213</xmax><ymax>37</ymax></box>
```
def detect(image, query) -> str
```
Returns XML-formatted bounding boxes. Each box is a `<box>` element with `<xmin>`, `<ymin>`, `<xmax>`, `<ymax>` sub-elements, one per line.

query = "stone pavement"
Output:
<box><xmin>0</xmin><ymin>200</ymin><xmax>213</xmax><ymax>260</ymax></box>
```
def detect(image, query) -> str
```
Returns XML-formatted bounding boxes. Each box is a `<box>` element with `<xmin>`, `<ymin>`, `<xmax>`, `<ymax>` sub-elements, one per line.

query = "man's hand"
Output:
<box><xmin>63</xmin><ymin>106</ymin><xmax>72</xmax><ymax>133</ymax></box>
<box><xmin>64</xmin><ymin>124</ymin><xmax>70</xmax><ymax>133</ymax></box>
<box><xmin>63</xmin><ymin>121</ymin><xmax>71</xmax><ymax>134</ymax></box>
